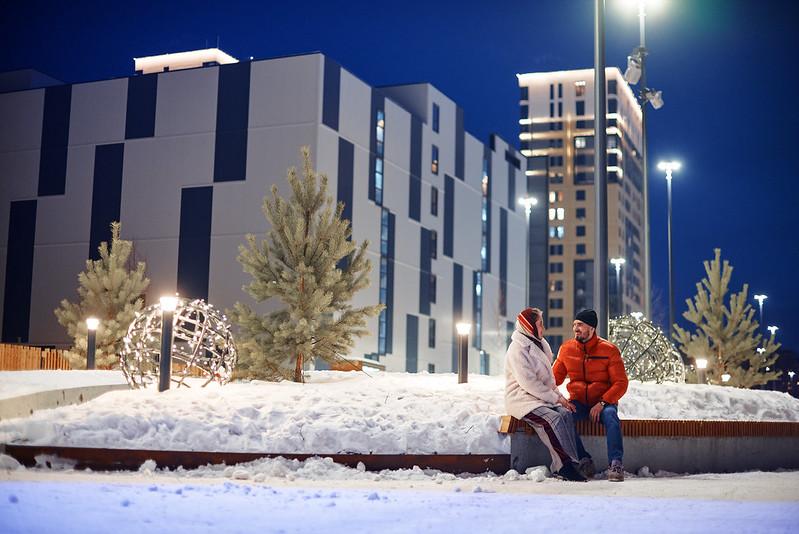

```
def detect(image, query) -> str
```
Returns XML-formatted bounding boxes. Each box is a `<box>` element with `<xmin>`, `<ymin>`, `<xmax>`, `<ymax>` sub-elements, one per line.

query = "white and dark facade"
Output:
<box><xmin>0</xmin><ymin>50</ymin><xmax>529</xmax><ymax>375</ymax></box>
<box><xmin>518</xmin><ymin>68</ymin><xmax>646</xmax><ymax>351</ymax></box>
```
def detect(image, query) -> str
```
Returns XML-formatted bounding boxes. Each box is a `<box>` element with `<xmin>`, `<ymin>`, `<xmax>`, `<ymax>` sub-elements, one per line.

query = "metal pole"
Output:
<box><xmin>615</xmin><ymin>263</ymin><xmax>621</xmax><ymax>317</ymax></box>
<box><xmin>525</xmin><ymin>207</ymin><xmax>531</xmax><ymax>306</ymax></box>
<box><xmin>594</xmin><ymin>0</ymin><xmax>609</xmax><ymax>336</ymax></box>
<box><xmin>86</xmin><ymin>329</ymin><xmax>96</xmax><ymax>370</ymax></box>
<box><xmin>159</xmin><ymin>309</ymin><xmax>174</xmax><ymax>392</ymax></box>
<box><xmin>458</xmin><ymin>334</ymin><xmax>469</xmax><ymax>384</ymax></box>
<box><xmin>638</xmin><ymin>2</ymin><xmax>652</xmax><ymax>320</ymax></box>
<box><xmin>666</xmin><ymin>170</ymin><xmax>674</xmax><ymax>340</ymax></box>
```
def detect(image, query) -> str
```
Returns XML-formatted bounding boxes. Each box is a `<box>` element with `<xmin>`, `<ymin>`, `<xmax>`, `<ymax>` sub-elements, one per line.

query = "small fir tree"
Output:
<box><xmin>230</xmin><ymin>147</ymin><xmax>382</xmax><ymax>382</ymax></box>
<box><xmin>673</xmin><ymin>249</ymin><xmax>780</xmax><ymax>387</ymax></box>
<box><xmin>54</xmin><ymin>222</ymin><xmax>150</xmax><ymax>369</ymax></box>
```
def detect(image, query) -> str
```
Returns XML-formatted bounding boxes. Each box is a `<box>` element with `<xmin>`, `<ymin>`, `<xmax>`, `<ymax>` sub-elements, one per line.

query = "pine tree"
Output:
<box><xmin>54</xmin><ymin>222</ymin><xmax>150</xmax><ymax>369</ymax></box>
<box><xmin>673</xmin><ymin>249</ymin><xmax>781</xmax><ymax>387</ymax></box>
<box><xmin>230</xmin><ymin>147</ymin><xmax>382</xmax><ymax>382</ymax></box>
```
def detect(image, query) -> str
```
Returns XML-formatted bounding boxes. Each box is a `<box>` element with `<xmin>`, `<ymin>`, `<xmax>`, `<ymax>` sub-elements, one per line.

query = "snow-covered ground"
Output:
<box><xmin>1</xmin><ymin>370</ymin><xmax>798</xmax><ymax>532</ymax></box>
<box><xmin>1</xmin><ymin>370</ymin><xmax>797</xmax><ymax>454</ymax></box>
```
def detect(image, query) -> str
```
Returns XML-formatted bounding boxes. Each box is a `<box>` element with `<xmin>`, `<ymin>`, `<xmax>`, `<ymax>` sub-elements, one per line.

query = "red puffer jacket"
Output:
<box><xmin>552</xmin><ymin>334</ymin><xmax>628</xmax><ymax>406</ymax></box>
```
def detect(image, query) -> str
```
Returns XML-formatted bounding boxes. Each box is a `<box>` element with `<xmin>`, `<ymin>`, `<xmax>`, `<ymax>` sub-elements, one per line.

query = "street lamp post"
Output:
<box><xmin>455</xmin><ymin>322</ymin><xmax>471</xmax><ymax>384</ymax></box>
<box><xmin>695</xmin><ymin>357</ymin><xmax>708</xmax><ymax>385</ymax></box>
<box><xmin>159</xmin><ymin>296</ymin><xmax>179</xmax><ymax>392</ymax></box>
<box><xmin>518</xmin><ymin>196</ymin><xmax>538</xmax><ymax>306</ymax></box>
<box><xmin>754</xmin><ymin>294</ymin><xmax>767</xmax><ymax>334</ymax></box>
<box><xmin>610</xmin><ymin>257</ymin><xmax>626</xmax><ymax>318</ymax></box>
<box><xmin>658</xmin><ymin>161</ymin><xmax>681</xmax><ymax>340</ymax></box>
<box><xmin>594</xmin><ymin>0</ymin><xmax>609</xmax><ymax>337</ymax></box>
<box><xmin>85</xmin><ymin>317</ymin><xmax>99</xmax><ymax>370</ymax></box>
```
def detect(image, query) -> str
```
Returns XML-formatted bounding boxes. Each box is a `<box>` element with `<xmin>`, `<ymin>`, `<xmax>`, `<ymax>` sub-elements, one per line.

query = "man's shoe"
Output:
<box><xmin>607</xmin><ymin>459</ymin><xmax>624</xmax><ymax>482</ymax></box>
<box><xmin>578</xmin><ymin>457</ymin><xmax>596</xmax><ymax>479</ymax></box>
<box><xmin>556</xmin><ymin>461</ymin><xmax>587</xmax><ymax>482</ymax></box>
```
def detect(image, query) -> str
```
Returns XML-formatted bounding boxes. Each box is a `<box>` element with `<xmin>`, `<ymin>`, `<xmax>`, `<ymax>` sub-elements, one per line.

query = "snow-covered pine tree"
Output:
<box><xmin>54</xmin><ymin>222</ymin><xmax>150</xmax><ymax>369</ymax></box>
<box><xmin>673</xmin><ymin>248</ymin><xmax>780</xmax><ymax>387</ymax></box>
<box><xmin>230</xmin><ymin>147</ymin><xmax>382</xmax><ymax>382</ymax></box>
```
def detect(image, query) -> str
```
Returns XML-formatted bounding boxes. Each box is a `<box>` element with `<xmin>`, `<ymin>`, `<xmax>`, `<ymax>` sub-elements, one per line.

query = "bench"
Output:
<box><xmin>498</xmin><ymin>415</ymin><xmax>799</xmax><ymax>474</ymax></box>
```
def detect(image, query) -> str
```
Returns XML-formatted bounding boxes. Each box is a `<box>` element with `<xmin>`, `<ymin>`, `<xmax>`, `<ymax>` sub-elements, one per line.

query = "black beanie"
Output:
<box><xmin>575</xmin><ymin>309</ymin><xmax>598</xmax><ymax>328</ymax></box>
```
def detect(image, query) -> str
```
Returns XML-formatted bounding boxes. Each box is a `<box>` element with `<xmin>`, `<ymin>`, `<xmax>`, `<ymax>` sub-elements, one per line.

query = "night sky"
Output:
<box><xmin>2</xmin><ymin>0</ymin><xmax>797</xmax><ymax>351</ymax></box>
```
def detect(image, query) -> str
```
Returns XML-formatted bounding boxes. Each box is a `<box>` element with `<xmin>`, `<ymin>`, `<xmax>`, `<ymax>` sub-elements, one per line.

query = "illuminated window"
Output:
<box><xmin>556</xmin><ymin>208</ymin><xmax>565</xmax><ymax>220</ymax></box>
<box><xmin>575</xmin><ymin>81</ymin><xmax>586</xmax><ymax>97</ymax></box>
<box><xmin>548</xmin><ymin>208</ymin><xmax>556</xmax><ymax>221</ymax></box>
<box><xmin>431</xmin><ymin>145</ymin><xmax>439</xmax><ymax>175</ymax></box>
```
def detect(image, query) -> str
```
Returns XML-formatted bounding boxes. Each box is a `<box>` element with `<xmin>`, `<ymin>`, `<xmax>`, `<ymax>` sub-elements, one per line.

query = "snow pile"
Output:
<box><xmin>0</xmin><ymin>370</ymin><xmax>127</xmax><ymax>400</ymax></box>
<box><xmin>0</xmin><ymin>370</ymin><xmax>797</xmax><ymax>455</ymax></box>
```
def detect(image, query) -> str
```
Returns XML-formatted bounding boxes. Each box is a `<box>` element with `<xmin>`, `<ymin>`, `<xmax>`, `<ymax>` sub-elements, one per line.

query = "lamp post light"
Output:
<box><xmin>657</xmin><ymin>160</ymin><xmax>681</xmax><ymax>340</ymax></box>
<box><xmin>610</xmin><ymin>257</ymin><xmax>626</xmax><ymax>318</ymax></box>
<box><xmin>518</xmin><ymin>196</ymin><xmax>538</xmax><ymax>306</ymax></box>
<box><xmin>594</xmin><ymin>0</ymin><xmax>609</xmax><ymax>338</ymax></box>
<box><xmin>767</xmin><ymin>325</ymin><xmax>779</xmax><ymax>338</ymax></box>
<box><xmin>455</xmin><ymin>322</ymin><xmax>472</xmax><ymax>384</ymax></box>
<box><xmin>754</xmin><ymin>294</ymin><xmax>767</xmax><ymax>334</ymax></box>
<box><xmin>788</xmin><ymin>371</ymin><xmax>795</xmax><ymax>395</ymax></box>
<box><xmin>721</xmin><ymin>372</ymin><xmax>731</xmax><ymax>384</ymax></box>
<box><xmin>159</xmin><ymin>296</ymin><xmax>179</xmax><ymax>392</ymax></box>
<box><xmin>695</xmin><ymin>357</ymin><xmax>707</xmax><ymax>385</ymax></box>
<box><xmin>86</xmin><ymin>317</ymin><xmax>99</xmax><ymax>370</ymax></box>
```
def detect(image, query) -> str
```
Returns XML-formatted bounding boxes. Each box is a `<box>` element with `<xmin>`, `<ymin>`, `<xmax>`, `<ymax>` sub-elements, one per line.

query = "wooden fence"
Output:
<box><xmin>0</xmin><ymin>343</ymin><xmax>72</xmax><ymax>371</ymax></box>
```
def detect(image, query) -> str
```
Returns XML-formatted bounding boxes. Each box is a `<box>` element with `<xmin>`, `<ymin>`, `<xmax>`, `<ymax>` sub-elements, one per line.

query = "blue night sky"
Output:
<box><xmin>2</xmin><ymin>0</ymin><xmax>797</xmax><ymax>350</ymax></box>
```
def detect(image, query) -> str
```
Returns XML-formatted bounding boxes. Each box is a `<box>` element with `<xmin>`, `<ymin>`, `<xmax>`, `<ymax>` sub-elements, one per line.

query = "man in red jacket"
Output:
<box><xmin>553</xmin><ymin>309</ymin><xmax>628</xmax><ymax>482</ymax></box>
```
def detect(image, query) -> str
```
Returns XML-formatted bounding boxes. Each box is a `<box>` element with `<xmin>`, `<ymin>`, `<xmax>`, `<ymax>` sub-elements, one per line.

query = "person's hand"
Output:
<box><xmin>558</xmin><ymin>397</ymin><xmax>576</xmax><ymax>412</ymax></box>
<box><xmin>590</xmin><ymin>402</ymin><xmax>604</xmax><ymax>423</ymax></box>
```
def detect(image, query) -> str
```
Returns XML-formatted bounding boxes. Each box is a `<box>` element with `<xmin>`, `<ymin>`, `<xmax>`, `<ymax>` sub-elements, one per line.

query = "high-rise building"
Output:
<box><xmin>517</xmin><ymin>68</ymin><xmax>645</xmax><ymax>352</ymax></box>
<box><xmin>0</xmin><ymin>50</ymin><xmax>528</xmax><ymax>375</ymax></box>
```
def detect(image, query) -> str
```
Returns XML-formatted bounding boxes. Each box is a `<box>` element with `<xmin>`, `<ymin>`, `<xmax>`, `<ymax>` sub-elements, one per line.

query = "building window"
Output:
<box><xmin>576</xmin><ymin>100</ymin><xmax>585</xmax><ymax>116</ymax></box>
<box><xmin>520</xmin><ymin>105</ymin><xmax>528</xmax><ymax>119</ymax></box>
<box><xmin>549</xmin><ymin>84</ymin><xmax>554</xmax><ymax>100</ymax></box>
<box><xmin>375</xmin><ymin>109</ymin><xmax>385</xmax><ymax>205</ymax></box>
<box><xmin>608</xmin><ymin>79</ymin><xmax>618</xmax><ymax>94</ymax></box>
<box><xmin>549</xmin><ymin>226</ymin><xmax>565</xmax><ymax>239</ymax></box>
<box><xmin>432</xmin><ymin>103</ymin><xmax>440</xmax><ymax>133</ymax></box>
<box><xmin>473</xmin><ymin>271</ymin><xmax>483</xmax><ymax>350</ymax></box>
<box><xmin>549</xmin><ymin>191</ymin><xmax>564</xmax><ymax>204</ymax></box>
<box><xmin>576</xmin><ymin>190</ymin><xmax>586</xmax><ymax>201</ymax></box>
<box><xmin>549</xmin><ymin>262</ymin><xmax>564</xmax><ymax>273</ymax></box>
<box><xmin>431</xmin><ymin>145</ymin><xmax>439</xmax><ymax>174</ymax></box>
<box><xmin>549</xmin><ymin>102</ymin><xmax>554</xmax><ymax>117</ymax></box>
<box><xmin>608</xmin><ymin>135</ymin><xmax>619</xmax><ymax>149</ymax></box>
<box><xmin>481</xmin><ymin>157</ymin><xmax>490</xmax><ymax>272</ymax></box>
<box><xmin>575</xmin><ymin>81</ymin><xmax>586</xmax><ymax>96</ymax></box>
<box><xmin>549</xmin><ymin>280</ymin><xmax>563</xmax><ymax>292</ymax></box>
<box><xmin>558</xmin><ymin>83</ymin><xmax>563</xmax><ymax>98</ymax></box>
<box><xmin>556</xmin><ymin>207</ymin><xmax>565</xmax><ymax>220</ymax></box>
<box><xmin>558</xmin><ymin>102</ymin><xmax>563</xmax><ymax>117</ymax></box>
<box><xmin>549</xmin><ymin>244</ymin><xmax>563</xmax><ymax>255</ymax></box>
<box><xmin>575</xmin><ymin>136</ymin><xmax>586</xmax><ymax>149</ymax></box>
<box><xmin>430</xmin><ymin>230</ymin><xmax>437</xmax><ymax>259</ymax></box>
<box><xmin>576</xmin><ymin>226</ymin><xmax>586</xmax><ymax>237</ymax></box>
<box><xmin>520</xmin><ymin>86</ymin><xmax>529</xmax><ymax>100</ymax></box>
<box><xmin>608</xmin><ymin>98</ymin><xmax>618</xmax><ymax>114</ymax></box>
<box><xmin>431</xmin><ymin>186</ymin><xmax>439</xmax><ymax>216</ymax></box>
<box><xmin>576</xmin><ymin>243</ymin><xmax>586</xmax><ymax>255</ymax></box>
<box><xmin>480</xmin><ymin>350</ymin><xmax>489</xmax><ymax>375</ymax></box>
<box><xmin>576</xmin><ymin>208</ymin><xmax>586</xmax><ymax>219</ymax></box>
<box><xmin>549</xmin><ymin>156</ymin><xmax>563</xmax><ymax>167</ymax></box>
<box><xmin>430</xmin><ymin>273</ymin><xmax>437</xmax><ymax>303</ymax></box>
<box><xmin>428</xmin><ymin>363</ymin><xmax>435</xmax><ymax>373</ymax></box>
<box><xmin>428</xmin><ymin>318</ymin><xmax>436</xmax><ymax>348</ymax></box>
<box><xmin>549</xmin><ymin>316</ymin><xmax>564</xmax><ymax>328</ymax></box>
<box><xmin>549</xmin><ymin>298</ymin><xmax>564</xmax><ymax>309</ymax></box>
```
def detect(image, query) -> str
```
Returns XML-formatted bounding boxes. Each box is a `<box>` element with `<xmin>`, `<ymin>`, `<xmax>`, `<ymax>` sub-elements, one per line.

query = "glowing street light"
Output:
<box><xmin>456</xmin><ymin>322</ymin><xmax>472</xmax><ymax>384</ymax></box>
<box><xmin>86</xmin><ymin>317</ymin><xmax>99</xmax><ymax>370</ymax></box>
<box><xmin>518</xmin><ymin>196</ymin><xmax>538</xmax><ymax>305</ymax></box>
<box><xmin>159</xmin><ymin>296</ymin><xmax>179</xmax><ymax>392</ymax></box>
<box><xmin>658</xmin><ymin>160</ymin><xmax>681</xmax><ymax>340</ymax></box>
<box><xmin>754</xmin><ymin>294</ymin><xmax>767</xmax><ymax>334</ymax></box>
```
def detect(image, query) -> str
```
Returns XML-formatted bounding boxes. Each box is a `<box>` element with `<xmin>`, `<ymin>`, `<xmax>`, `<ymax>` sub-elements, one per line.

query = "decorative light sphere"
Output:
<box><xmin>120</xmin><ymin>297</ymin><xmax>237</xmax><ymax>389</ymax></box>
<box><xmin>608</xmin><ymin>314</ymin><xmax>685</xmax><ymax>383</ymax></box>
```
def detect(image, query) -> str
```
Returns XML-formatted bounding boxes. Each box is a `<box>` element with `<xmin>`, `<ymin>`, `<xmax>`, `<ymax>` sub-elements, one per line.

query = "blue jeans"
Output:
<box><xmin>571</xmin><ymin>401</ymin><xmax>623</xmax><ymax>464</ymax></box>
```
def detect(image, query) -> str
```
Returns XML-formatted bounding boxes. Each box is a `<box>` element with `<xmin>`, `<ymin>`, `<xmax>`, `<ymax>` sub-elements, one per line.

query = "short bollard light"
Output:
<box><xmin>455</xmin><ymin>322</ymin><xmax>472</xmax><ymax>385</ymax></box>
<box><xmin>86</xmin><ymin>317</ymin><xmax>99</xmax><ymax>370</ymax></box>
<box><xmin>696</xmin><ymin>358</ymin><xmax>708</xmax><ymax>385</ymax></box>
<box><xmin>159</xmin><ymin>296</ymin><xmax>179</xmax><ymax>392</ymax></box>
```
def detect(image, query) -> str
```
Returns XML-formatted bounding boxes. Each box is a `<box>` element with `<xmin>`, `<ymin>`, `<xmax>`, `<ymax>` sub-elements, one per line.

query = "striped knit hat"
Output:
<box><xmin>516</xmin><ymin>307</ymin><xmax>542</xmax><ymax>339</ymax></box>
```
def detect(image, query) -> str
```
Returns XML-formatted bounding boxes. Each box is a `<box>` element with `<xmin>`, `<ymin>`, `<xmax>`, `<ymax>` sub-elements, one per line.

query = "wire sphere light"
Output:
<box><xmin>120</xmin><ymin>297</ymin><xmax>237</xmax><ymax>389</ymax></box>
<box><xmin>608</xmin><ymin>314</ymin><xmax>685</xmax><ymax>383</ymax></box>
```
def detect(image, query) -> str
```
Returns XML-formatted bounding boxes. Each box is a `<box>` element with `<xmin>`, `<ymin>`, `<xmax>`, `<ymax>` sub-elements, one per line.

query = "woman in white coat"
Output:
<box><xmin>504</xmin><ymin>307</ymin><xmax>586</xmax><ymax>481</ymax></box>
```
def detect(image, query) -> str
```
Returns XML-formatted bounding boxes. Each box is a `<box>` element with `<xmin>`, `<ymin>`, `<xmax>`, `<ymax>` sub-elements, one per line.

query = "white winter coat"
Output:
<box><xmin>504</xmin><ymin>330</ymin><xmax>566</xmax><ymax>419</ymax></box>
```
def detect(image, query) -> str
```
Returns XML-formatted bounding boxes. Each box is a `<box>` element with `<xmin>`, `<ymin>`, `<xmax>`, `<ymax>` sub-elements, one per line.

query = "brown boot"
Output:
<box><xmin>607</xmin><ymin>459</ymin><xmax>624</xmax><ymax>482</ymax></box>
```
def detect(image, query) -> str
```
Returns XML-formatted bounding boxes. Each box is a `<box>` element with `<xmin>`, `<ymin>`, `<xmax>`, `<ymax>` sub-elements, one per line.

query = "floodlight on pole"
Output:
<box><xmin>456</xmin><ymin>322</ymin><xmax>471</xmax><ymax>384</ymax></box>
<box><xmin>754</xmin><ymin>294</ymin><xmax>767</xmax><ymax>334</ymax></box>
<box><xmin>158</xmin><ymin>295</ymin><xmax>179</xmax><ymax>392</ymax></box>
<box><xmin>767</xmin><ymin>325</ymin><xmax>779</xmax><ymax>337</ymax></box>
<box><xmin>86</xmin><ymin>317</ymin><xmax>99</xmax><ymax>370</ymax></box>
<box><xmin>658</xmin><ymin>160</ymin><xmax>681</xmax><ymax>341</ymax></box>
<box><xmin>518</xmin><ymin>196</ymin><xmax>538</xmax><ymax>306</ymax></box>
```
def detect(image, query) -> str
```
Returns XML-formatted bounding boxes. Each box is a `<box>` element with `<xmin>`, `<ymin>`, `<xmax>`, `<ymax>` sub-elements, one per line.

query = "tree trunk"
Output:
<box><xmin>294</xmin><ymin>352</ymin><xmax>304</xmax><ymax>383</ymax></box>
